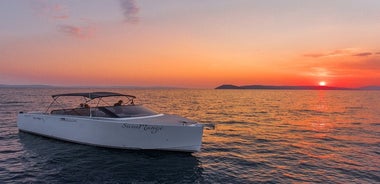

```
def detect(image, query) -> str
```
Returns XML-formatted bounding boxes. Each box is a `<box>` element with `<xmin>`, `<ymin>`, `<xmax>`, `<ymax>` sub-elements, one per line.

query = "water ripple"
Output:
<box><xmin>0</xmin><ymin>89</ymin><xmax>379</xmax><ymax>183</ymax></box>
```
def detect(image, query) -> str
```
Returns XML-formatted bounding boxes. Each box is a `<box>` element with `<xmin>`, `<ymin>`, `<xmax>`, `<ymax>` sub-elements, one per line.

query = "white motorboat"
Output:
<box><xmin>17</xmin><ymin>92</ymin><xmax>204</xmax><ymax>152</ymax></box>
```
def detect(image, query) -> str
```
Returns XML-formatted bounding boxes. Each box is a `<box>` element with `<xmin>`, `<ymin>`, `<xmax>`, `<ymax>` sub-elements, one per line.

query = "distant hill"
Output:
<box><xmin>0</xmin><ymin>84</ymin><xmax>182</xmax><ymax>89</ymax></box>
<box><xmin>359</xmin><ymin>86</ymin><xmax>380</xmax><ymax>90</ymax></box>
<box><xmin>215</xmin><ymin>84</ymin><xmax>353</xmax><ymax>90</ymax></box>
<box><xmin>215</xmin><ymin>84</ymin><xmax>241</xmax><ymax>89</ymax></box>
<box><xmin>0</xmin><ymin>84</ymin><xmax>54</xmax><ymax>88</ymax></box>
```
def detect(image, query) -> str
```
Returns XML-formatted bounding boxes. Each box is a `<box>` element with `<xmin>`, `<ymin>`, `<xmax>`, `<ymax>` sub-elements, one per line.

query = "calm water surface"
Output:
<box><xmin>0</xmin><ymin>88</ymin><xmax>379</xmax><ymax>183</ymax></box>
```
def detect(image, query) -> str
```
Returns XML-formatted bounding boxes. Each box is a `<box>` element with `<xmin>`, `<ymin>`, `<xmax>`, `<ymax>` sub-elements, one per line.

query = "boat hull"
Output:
<box><xmin>17</xmin><ymin>113</ymin><xmax>203</xmax><ymax>152</ymax></box>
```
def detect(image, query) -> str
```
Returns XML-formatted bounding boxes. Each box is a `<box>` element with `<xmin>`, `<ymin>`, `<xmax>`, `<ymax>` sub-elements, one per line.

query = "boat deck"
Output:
<box><xmin>48</xmin><ymin>105</ymin><xmax>199</xmax><ymax>126</ymax></box>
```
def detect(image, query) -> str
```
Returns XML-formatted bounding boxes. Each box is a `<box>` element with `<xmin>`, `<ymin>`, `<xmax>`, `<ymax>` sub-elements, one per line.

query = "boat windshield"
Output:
<box><xmin>51</xmin><ymin>105</ymin><xmax>158</xmax><ymax>118</ymax></box>
<box><xmin>96</xmin><ymin>105</ymin><xmax>158</xmax><ymax>118</ymax></box>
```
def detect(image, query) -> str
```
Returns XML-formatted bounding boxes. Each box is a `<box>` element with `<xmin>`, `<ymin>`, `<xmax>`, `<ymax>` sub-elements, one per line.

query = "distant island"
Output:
<box><xmin>215</xmin><ymin>84</ymin><xmax>380</xmax><ymax>90</ymax></box>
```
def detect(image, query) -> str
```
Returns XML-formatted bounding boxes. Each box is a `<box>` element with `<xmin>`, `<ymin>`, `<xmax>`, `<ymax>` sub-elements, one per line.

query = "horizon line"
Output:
<box><xmin>1</xmin><ymin>83</ymin><xmax>380</xmax><ymax>90</ymax></box>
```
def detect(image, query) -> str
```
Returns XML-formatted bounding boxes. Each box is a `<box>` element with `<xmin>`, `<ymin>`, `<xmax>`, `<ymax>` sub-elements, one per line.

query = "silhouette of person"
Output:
<box><xmin>114</xmin><ymin>100</ymin><xmax>123</xmax><ymax>106</ymax></box>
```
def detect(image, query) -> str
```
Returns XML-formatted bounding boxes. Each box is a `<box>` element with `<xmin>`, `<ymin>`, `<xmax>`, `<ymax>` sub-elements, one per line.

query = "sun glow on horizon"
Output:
<box><xmin>319</xmin><ymin>81</ymin><xmax>327</xmax><ymax>86</ymax></box>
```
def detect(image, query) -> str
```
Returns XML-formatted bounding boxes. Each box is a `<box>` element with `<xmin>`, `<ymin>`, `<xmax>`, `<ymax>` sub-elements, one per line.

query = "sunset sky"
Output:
<box><xmin>1</xmin><ymin>0</ymin><xmax>380</xmax><ymax>88</ymax></box>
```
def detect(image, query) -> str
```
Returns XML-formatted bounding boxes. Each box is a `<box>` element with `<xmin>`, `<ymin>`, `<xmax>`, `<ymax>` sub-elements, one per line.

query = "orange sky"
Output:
<box><xmin>1</xmin><ymin>0</ymin><xmax>380</xmax><ymax>88</ymax></box>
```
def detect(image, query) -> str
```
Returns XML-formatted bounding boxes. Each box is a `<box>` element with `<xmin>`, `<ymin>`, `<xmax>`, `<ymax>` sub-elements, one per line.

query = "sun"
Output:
<box><xmin>319</xmin><ymin>81</ymin><xmax>326</xmax><ymax>86</ymax></box>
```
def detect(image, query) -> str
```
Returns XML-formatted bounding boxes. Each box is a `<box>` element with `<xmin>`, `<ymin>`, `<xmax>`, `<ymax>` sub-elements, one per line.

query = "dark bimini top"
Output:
<box><xmin>52</xmin><ymin>92</ymin><xmax>136</xmax><ymax>100</ymax></box>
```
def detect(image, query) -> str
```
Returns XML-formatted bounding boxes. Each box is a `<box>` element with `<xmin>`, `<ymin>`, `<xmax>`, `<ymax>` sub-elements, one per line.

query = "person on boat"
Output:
<box><xmin>114</xmin><ymin>100</ymin><xmax>123</xmax><ymax>106</ymax></box>
<box><xmin>80</xmin><ymin>103</ymin><xmax>90</xmax><ymax>108</ymax></box>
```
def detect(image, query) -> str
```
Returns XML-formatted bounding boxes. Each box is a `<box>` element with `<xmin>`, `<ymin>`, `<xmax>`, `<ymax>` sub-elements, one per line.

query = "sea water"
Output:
<box><xmin>0</xmin><ymin>88</ymin><xmax>379</xmax><ymax>183</ymax></box>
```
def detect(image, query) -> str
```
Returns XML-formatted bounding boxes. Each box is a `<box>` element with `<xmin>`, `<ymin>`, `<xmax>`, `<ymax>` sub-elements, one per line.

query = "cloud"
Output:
<box><xmin>303</xmin><ymin>49</ymin><xmax>354</xmax><ymax>58</ymax></box>
<box><xmin>303</xmin><ymin>48</ymin><xmax>380</xmax><ymax>58</ymax></box>
<box><xmin>119</xmin><ymin>0</ymin><xmax>139</xmax><ymax>23</ymax></box>
<box><xmin>303</xmin><ymin>53</ymin><xmax>325</xmax><ymax>58</ymax></box>
<box><xmin>57</xmin><ymin>23</ymin><xmax>96</xmax><ymax>39</ymax></box>
<box><xmin>30</xmin><ymin>1</ymin><xmax>97</xmax><ymax>39</ymax></box>
<box><xmin>301</xmin><ymin>67</ymin><xmax>336</xmax><ymax>78</ymax></box>
<box><xmin>347</xmin><ymin>58</ymin><xmax>380</xmax><ymax>70</ymax></box>
<box><xmin>297</xmin><ymin>48</ymin><xmax>380</xmax><ymax>80</ymax></box>
<box><xmin>302</xmin><ymin>53</ymin><xmax>325</xmax><ymax>58</ymax></box>
<box><xmin>352</xmin><ymin>52</ymin><xmax>372</xmax><ymax>57</ymax></box>
<box><xmin>31</xmin><ymin>0</ymin><xmax>69</xmax><ymax>20</ymax></box>
<box><xmin>30</xmin><ymin>0</ymin><xmax>139</xmax><ymax>39</ymax></box>
<box><xmin>53</xmin><ymin>14</ymin><xmax>69</xmax><ymax>20</ymax></box>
